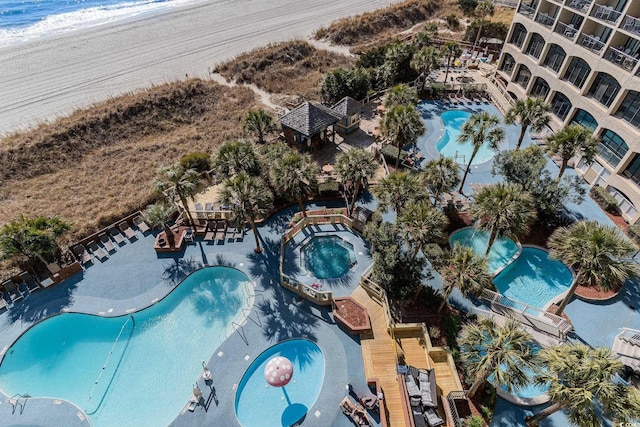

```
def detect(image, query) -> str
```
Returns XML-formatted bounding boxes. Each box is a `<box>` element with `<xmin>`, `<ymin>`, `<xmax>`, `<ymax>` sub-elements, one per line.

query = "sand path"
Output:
<box><xmin>0</xmin><ymin>0</ymin><xmax>399</xmax><ymax>136</ymax></box>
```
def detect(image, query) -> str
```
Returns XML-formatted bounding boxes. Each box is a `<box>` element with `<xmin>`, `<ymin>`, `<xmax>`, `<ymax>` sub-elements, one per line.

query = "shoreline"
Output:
<box><xmin>0</xmin><ymin>0</ymin><xmax>400</xmax><ymax>136</ymax></box>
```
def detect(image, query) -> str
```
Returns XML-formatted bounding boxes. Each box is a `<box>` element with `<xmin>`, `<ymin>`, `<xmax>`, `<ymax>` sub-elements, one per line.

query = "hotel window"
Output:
<box><xmin>542</xmin><ymin>44</ymin><xmax>566</xmax><ymax>73</ymax></box>
<box><xmin>515</xmin><ymin>65</ymin><xmax>532</xmax><ymax>88</ymax></box>
<box><xmin>530</xmin><ymin>77</ymin><xmax>550</xmax><ymax>99</ymax></box>
<box><xmin>509</xmin><ymin>23</ymin><xmax>528</xmax><ymax>48</ymax></box>
<box><xmin>563</xmin><ymin>57</ymin><xmax>591</xmax><ymax>89</ymax></box>
<box><xmin>551</xmin><ymin>92</ymin><xmax>572</xmax><ymax>120</ymax></box>
<box><xmin>525</xmin><ymin>33</ymin><xmax>545</xmax><ymax>59</ymax></box>
<box><xmin>623</xmin><ymin>154</ymin><xmax>640</xmax><ymax>185</ymax></box>
<box><xmin>500</xmin><ymin>53</ymin><xmax>516</xmax><ymax>74</ymax></box>
<box><xmin>617</xmin><ymin>90</ymin><xmax>640</xmax><ymax>130</ymax></box>
<box><xmin>571</xmin><ymin>109</ymin><xmax>598</xmax><ymax>131</ymax></box>
<box><xmin>598</xmin><ymin>129</ymin><xmax>628</xmax><ymax>167</ymax></box>
<box><xmin>587</xmin><ymin>72</ymin><xmax>620</xmax><ymax>108</ymax></box>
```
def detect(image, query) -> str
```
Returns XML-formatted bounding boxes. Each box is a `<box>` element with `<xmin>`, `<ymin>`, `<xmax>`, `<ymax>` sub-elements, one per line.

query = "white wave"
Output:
<box><xmin>0</xmin><ymin>0</ymin><xmax>201</xmax><ymax>47</ymax></box>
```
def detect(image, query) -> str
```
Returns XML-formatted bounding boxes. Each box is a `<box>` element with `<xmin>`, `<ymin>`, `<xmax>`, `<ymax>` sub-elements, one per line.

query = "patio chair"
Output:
<box><xmin>19</xmin><ymin>272</ymin><xmax>40</xmax><ymax>294</ymax></box>
<box><xmin>226</xmin><ymin>220</ymin><xmax>237</xmax><ymax>241</ymax></box>
<box><xmin>339</xmin><ymin>397</ymin><xmax>372</xmax><ymax>426</ymax></box>
<box><xmin>88</xmin><ymin>241</ymin><xmax>109</xmax><ymax>261</ymax></box>
<box><xmin>234</xmin><ymin>224</ymin><xmax>245</xmax><ymax>241</ymax></box>
<box><xmin>204</xmin><ymin>221</ymin><xmax>216</xmax><ymax>241</ymax></box>
<box><xmin>2</xmin><ymin>280</ymin><xmax>24</xmax><ymax>304</ymax></box>
<box><xmin>419</xmin><ymin>370</ymin><xmax>437</xmax><ymax>408</ymax></box>
<box><xmin>109</xmin><ymin>227</ymin><xmax>126</xmax><ymax>245</ymax></box>
<box><xmin>184</xmin><ymin>227</ymin><xmax>194</xmax><ymax>243</ymax></box>
<box><xmin>133</xmin><ymin>215</ymin><xmax>151</xmax><ymax>234</ymax></box>
<box><xmin>215</xmin><ymin>221</ymin><xmax>227</xmax><ymax>242</ymax></box>
<box><xmin>348</xmin><ymin>383</ymin><xmax>378</xmax><ymax>410</ymax></box>
<box><xmin>425</xmin><ymin>408</ymin><xmax>445</xmax><ymax>427</ymax></box>
<box><xmin>412</xmin><ymin>407</ymin><xmax>427</xmax><ymax>427</ymax></box>
<box><xmin>72</xmin><ymin>243</ymin><xmax>93</xmax><ymax>265</ymax></box>
<box><xmin>119</xmin><ymin>221</ymin><xmax>137</xmax><ymax>240</ymax></box>
<box><xmin>99</xmin><ymin>232</ymin><xmax>117</xmax><ymax>253</ymax></box>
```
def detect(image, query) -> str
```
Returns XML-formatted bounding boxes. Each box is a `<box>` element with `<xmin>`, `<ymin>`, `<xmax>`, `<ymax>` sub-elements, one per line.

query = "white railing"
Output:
<box><xmin>566</xmin><ymin>0</ymin><xmax>592</xmax><ymax>12</ymax></box>
<box><xmin>618</xmin><ymin>327</ymin><xmax>640</xmax><ymax>346</ymax></box>
<box><xmin>605</xmin><ymin>47</ymin><xmax>639</xmax><ymax>71</ymax></box>
<box><xmin>623</xmin><ymin>15</ymin><xmax>640</xmax><ymax>35</ymax></box>
<box><xmin>518</xmin><ymin>3</ymin><xmax>536</xmax><ymax>17</ymax></box>
<box><xmin>554</xmin><ymin>21</ymin><xmax>578</xmax><ymax>40</ymax></box>
<box><xmin>535</xmin><ymin>12</ymin><xmax>556</xmax><ymax>27</ymax></box>
<box><xmin>446</xmin><ymin>391</ymin><xmax>468</xmax><ymax>427</ymax></box>
<box><xmin>480</xmin><ymin>289</ymin><xmax>573</xmax><ymax>340</ymax></box>
<box><xmin>579</xmin><ymin>33</ymin><xmax>605</xmax><ymax>53</ymax></box>
<box><xmin>591</xmin><ymin>4</ymin><xmax>622</xmax><ymax>23</ymax></box>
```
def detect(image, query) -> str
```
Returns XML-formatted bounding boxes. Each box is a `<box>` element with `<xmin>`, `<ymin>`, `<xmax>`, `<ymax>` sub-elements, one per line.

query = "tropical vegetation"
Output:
<box><xmin>546</xmin><ymin>124</ymin><xmax>599</xmax><ymax>179</ymax></box>
<box><xmin>334</xmin><ymin>148</ymin><xmax>377</xmax><ymax>215</ymax></box>
<box><xmin>373</xmin><ymin>171</ymin><xmax>424</xmax><ymax>216</ymax></box>
<box><xmin>438</xmin><ymin>244</ymin><xmax>493</xmax><ymax>312</ymax></box>
<box><xmin>422</xmin><ymin>156</ymin><xmax>460</xmax><ymax>207</ymax></box>
<box><xmin>154</xmin><ymin>163</ymin><xmax>201</xmax><ymax>226</ymax></box>
<box><xmin>504</xmin><ymin>97</ymin><xmax>551</xmax><ymax>150</ymax></box>
<box><xmin>243</xmin><ymin>108</ymin><xmax>276</xmax><ymax>144</ymax></box>
<box><xmin>398</xmin><ymin>201</ymin><xmax>448</xmax><ymax>260</ymax></box>
<box><xmin>381</xmin><ymin>104</ymin><xmax>425</xmax><ymax>169</ymax></box>
<box><xmin>457</xmin><ymin>112</ymin><xmax>504</xmax><ymax>191</ymax></box>
<box><xmin>270</xmin><ymin>149</ymin><xmax>317</xmax><ymax>217</ymax></box>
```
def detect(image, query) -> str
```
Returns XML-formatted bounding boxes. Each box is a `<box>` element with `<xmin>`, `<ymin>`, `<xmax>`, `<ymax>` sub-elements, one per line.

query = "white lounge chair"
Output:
<box><xmin>133</xmin><ymin>215</ymin><xmax>150</xmax><ymax>234</ymax></box>
<box><xmin>119</xmin><ymin>221</ymin><xmax>137</xmax><ymax>240</ymax></box>
<box><xmin>109</xmin><ymin>227</ymin><xmax>126</xmax><ymax>245</ymax></box>
<box><xmin>99</xmin><ymin>232</ymin><xmax>116</xmax><ymax>253</ymax></box>
<box><xmin>88</xmin><ymin>241</ymin><xmax>109</xmax><ymax>261</ymax></box>
<box><xmin>72</xmin><ymin>244</ymin><xmax>93</xmax><ymax>265</ymax></box>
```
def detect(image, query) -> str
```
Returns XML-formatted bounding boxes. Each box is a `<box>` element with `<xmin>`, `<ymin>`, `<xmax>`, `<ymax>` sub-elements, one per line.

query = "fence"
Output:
<box><xmin>446</xmin><ymin>391</ymin><xmax>469</xmax><ymax>427</ymax></box>
<box><xmin>481</xmin><ymin>289</ymin><xmax>574</xmax><ymax>340</ymax></box>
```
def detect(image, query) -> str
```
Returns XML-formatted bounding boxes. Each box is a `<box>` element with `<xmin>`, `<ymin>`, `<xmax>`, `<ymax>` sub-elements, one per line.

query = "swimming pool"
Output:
<box><xmin>491</xmin><ymin>344</ymin><xmax>549</xmax><ymax>403</ymax></box>
<box><xmin>235</xmin><ymin>339</ymin><xmax>325</xmax><ymax>427</ymax></box>
<box><xmin>494</xmin><ymin>247</ymin><xmax>573</xmax><ymax>310</ymax></box>
<box><xmin>301</xmin><ymin>235</ymin><xmax>356</xmax><ymax>279</ymax></box>
<box><xmin>449</xmin><ymin>227</ymin><xmax>519</xmax><ymax>274</ymax></box>
<box><xmin>0</xmin><ymin>267</ymin><xmax>251</xmax><ymax>427</ymax></box>
<box><xmin>435</xmin><ymin>110</ymin><xmax>500</xmax><ymax>165</ymax></box>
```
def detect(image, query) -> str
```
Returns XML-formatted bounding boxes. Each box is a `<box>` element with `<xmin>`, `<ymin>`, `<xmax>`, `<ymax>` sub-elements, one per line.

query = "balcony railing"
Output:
<box><xmin>554</xmin><ymin>21</ymin><xmax>578</xmax><ymax>39</ymax></box>
<box><xmin>605</xmin><ymin>46</ymin><xmax>639</xmax><ymax>71</ymax></box>
<box><xmin>622</xmin><ymin>15</ymin><xmax>640</xmax><ymax>36</ymax></box>
<box><xmin>518</xmin><ymin>3</ymin><xmax>536</xmax><ymax>18</ymax></box>
<box><xmin>579</xmin><ymin>33</ymin><xmax>605</xmax><ymax>53</ymax></box>
<box><xmin>535</xmin><ymin>12</ymin><xmax>556</xmax><ymax>27</ymax></box>
<box><xmin>591</xmin><ymin>4</ymin><xmax>622</xmax><ymax>23</ymax></box>
<box><xmin>566</xmin><ymin>0</ymin><xmax>592</xmax><ymax>12</ymax></box>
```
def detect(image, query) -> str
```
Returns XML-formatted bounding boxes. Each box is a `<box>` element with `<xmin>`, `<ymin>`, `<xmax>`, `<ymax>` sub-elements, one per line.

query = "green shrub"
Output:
<box><xmin>423</xmin><ymin>243</ymin><xmax>445</xmax><ymax>269</ymax></box>
<box><xmin>318</xmin><ymin>180</ymin><xmax>340</xmax><ymax>196</ymax></box>
<box><xmin>465</xmin><ymin>414</ymin><xmax>485</xmax><ymax>427</ymax></box>
<box><xmin>445</xmin><ymin>14</ymin><xmax>460</xmax><ymax>30</ymax></box>
<box><xmin>481</xmin><ymin>404</ymin><xmax>493</xmax><ymax>421</ymax></box>
<box><xmin>444</xmin><ymin>313</ymin><xmax>463</xmax><ymax>350</ymax></box>
<box><xmin>179</xmin><ymin>152</ymin><xmax>211</xmax><ymax>173</ymax></box>
<box><xmin>590</xmin><ymin>186</ymin><xmax>621</xmax><ymax>215</ymax></box>
<box><xmin>458</xmin><ymin>0</ymin><xmax>478</xmax><ymax>15</ymax></box>
<box><xmin>464</xmin><ymin>21</ymin><xmax>508</xmax><ymax>43</ymax></box>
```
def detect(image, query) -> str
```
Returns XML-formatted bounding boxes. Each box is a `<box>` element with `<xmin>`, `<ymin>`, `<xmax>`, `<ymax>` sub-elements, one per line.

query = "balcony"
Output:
<box><xmin>554</xmin><ymin>21</ymin><xmax>578</xmax><ymax>39</ymax></box>
<box><xmin>518</xmin><ymin>3</ymin><xmax>536</xmax><ymax>18</ymax></box>
<box><xmin>535</xmin><ymin>12</ymin><xmax>556</xmax><ymax>27</ymax></box>
<box><xmin>578</xmin><ymin>33</ymin><xmax>605</xmax><ymax>53</ymax></box>
<box><xmin>622</xmin><ymin>15</ymin><xmax>640</xmax><ymax>36</ymax></box>
<box><xmin>605</xmin><ymin>46</ymin><xmax>639</xmax><ymax>71</ymax></box>
<box><xmin>590</xmin><ymin>4</ymin><xmax>622</xmax><ymax>24</ymax></box>
<box><xmin>566</xmin><ymin>0</ymin><xmax>592</xmax><ymax>13</ymax></box>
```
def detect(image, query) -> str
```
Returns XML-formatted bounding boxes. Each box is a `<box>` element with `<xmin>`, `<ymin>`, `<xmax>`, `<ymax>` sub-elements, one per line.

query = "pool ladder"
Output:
<box><xmin>7</xmin><ymin>393</ymin><xmax>28</xmax><ymax>414</ymax></box>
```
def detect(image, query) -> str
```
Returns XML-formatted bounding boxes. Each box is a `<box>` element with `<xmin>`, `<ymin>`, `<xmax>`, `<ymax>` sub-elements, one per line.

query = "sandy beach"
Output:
<box><xmin>0</xmin><ymin>0</ymin><xmax>399</xmax><ymax>135</ymax></box>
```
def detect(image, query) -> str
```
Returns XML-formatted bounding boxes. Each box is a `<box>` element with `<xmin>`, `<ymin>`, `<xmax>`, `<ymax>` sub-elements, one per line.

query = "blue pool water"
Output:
<box><xmin>302</xmin><ymin>235</ymin><xmax>356</xmax><ymax>279</ymax></box>
<box><xmin>0</xmin><ymin>267</ymin><xmax>250</xmax><ymax>427</ymax></box>
<box><xmin>435</xmin><ymin>110</ymin><xmax>500</xmax><ymax>165</ymax></box>
<box><xmin>235</xmin><ymin>339</ymin><xmax>325</xmax><ymax>427</ymax></box>
<box><xmin>449</xmin><ymin>228</ymin><xmax>519</xmax><ymax>273</ymax></box>
<box><xmin>491</xmin><ymin>345</ymin><xmax>549</xmax><ymax>400</ymax></box>
<box><xmin>494</xmin><ymin>247</ymin><xmax>573</xmax><ymax>310</ymax></box>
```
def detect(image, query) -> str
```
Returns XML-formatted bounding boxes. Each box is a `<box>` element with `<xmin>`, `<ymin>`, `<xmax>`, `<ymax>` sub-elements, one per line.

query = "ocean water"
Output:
<box><xmin>0</xmin><ymin>0</ymin><xmax>204</xmax><ymax>47</ymax></box>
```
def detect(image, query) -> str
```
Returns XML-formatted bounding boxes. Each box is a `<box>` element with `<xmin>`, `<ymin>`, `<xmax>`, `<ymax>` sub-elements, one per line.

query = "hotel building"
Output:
<box><xmin>496</xmin><ymin>0</ymin><xmax>640</xmax><ymax>222</ymax></box>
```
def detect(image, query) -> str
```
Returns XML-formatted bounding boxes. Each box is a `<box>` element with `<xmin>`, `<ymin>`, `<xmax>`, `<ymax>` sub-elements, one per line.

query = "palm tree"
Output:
<box><xmin>398</xmin><ymin>201</ymin><xmax>448</xmax><ymax>260</ymax></box>
<box><xmin>471</xmin><ymin>183</ymin><xmax>537</xmax><ymax>256</ymax></box>
<box><xmin>422</xmin><ymin>156</ymin><xmax>460</xmax><ymax>207</ymax></box>
<box><xmin>213</xmin><ymin>140</ymin><xmax>261</xmax><ymax>178</ymax></box>
<box><xmin>243</xmin><ymin>108</ymin><xmax>276</xmax><ymax>144</ymax></box>
<box><xmin>438</xmin><ymin>244</ymin><xmax>493</xmax><ymax>312</ymax></box>
<box><xmin>154</xmin><ymin>163</ymin><xmax>201</xmax><ymax>226</ymax></box>
<box><xmin>373</xmin><ymin>171</ymin><xmax>424</xmax><ymax>217</ymax></box>
<box><xmin>145</xmin><ymin>204</ymin><xmax>177</xmax><ymax>247</ymax></box>
<box><xmin>548</xmin><ymin>220</ymin><xmax>640</xmax><ymax>316</ymax></box>
<box><xmin>381</xmin><ymin>104</ymin><xmax>425</xmax><ymax>169</ymax></box>
<box><xmin>384</xmin><ymin>83</ymin><xmax>419</xmax><ymax>110</ymax></box>
<box><xmin>411</xmin><ymin>46</ymin><xmax>440</xmax><ymax>79</ymax></box>
<box><xmin>526</xmin><ymin>344</ymin><xmax>640</xmax><ymax>426</ymax></box>
<box><xmin>459</xmin><ymin>318</ymin><xmax>538</xmax><ymax>398</ymax></box>
<box><xmin>334</xmin><ymin>148</ymin><xmax>377</xmax><ymax>216</ymax></box>
<box><xmin>546</xmin><ymin>124</ymin><xmax>599</xmax><ymax>179</ymax></box>
<box><xmin>504</xmin><ymin>97</ymin><xmax>551</xmax><ymax>150</ymax></box>
<box><xmin>271</xmin><ymin>151</ymin><xmax>317</xmax><ymax>217</ymax></box>
<box><xmin>0</xmin><ymin>215</ymin><xmax>72</xmax><ymax>267</ymax></box>
<box><xmin>471</xmin><ymin>1</ymin><xmax>495</xmax><ymax>53</ymax></box>
<box><xmin>457</xmin><ymin>112</ymin><xmax>505</xmax><ymax>192</ymax></box>
<box><xmin>441</xmin><ymin>41</ymin><xmax>462</xmax><ymax>84</ymax></box>
<box><xmin>219</xmin><ymin>173</ymin><xmax>273</xmax><ymax>253</ymax></box>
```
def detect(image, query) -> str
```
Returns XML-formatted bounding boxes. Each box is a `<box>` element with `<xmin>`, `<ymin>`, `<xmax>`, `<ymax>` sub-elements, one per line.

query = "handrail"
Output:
<box><xmin>446</xmin><ymin>391</ymin><xmax>467</xmax><ymax>427</ymax></box>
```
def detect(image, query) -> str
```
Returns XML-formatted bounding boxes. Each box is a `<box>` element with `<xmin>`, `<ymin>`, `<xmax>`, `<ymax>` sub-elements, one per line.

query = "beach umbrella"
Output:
<box><xmin>264</xmin><ymin>356</ymin><xmax>293</xmax><ymax>387</ymax></box>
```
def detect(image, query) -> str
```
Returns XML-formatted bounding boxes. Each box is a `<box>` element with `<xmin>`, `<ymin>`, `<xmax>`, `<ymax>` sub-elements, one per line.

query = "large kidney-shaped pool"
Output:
<box><xmin>0</xmin><ymin>267</ymin><xmax>251</xmax><ymax>427</ymax></box>
<box><xmin>235</xmin><ymin>339</ymin><xmax>325</xmax><ymax>427</ymax></box>
<box><xmin>436</xmin><ymin>110</ymin><xmax>502</xmax><ymax>165</ymax></box>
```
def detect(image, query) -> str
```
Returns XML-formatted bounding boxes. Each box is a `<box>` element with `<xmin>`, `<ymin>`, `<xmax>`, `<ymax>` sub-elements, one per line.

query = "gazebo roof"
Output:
<box><xmin>280</xmin><ymin>102</ymin><xmax>341</xmax><ymax>137</ymax></box>
<box><xmin>331</xmin><ymin>96</ymin><xmax>362</xmax><ymax>117</ymax></box>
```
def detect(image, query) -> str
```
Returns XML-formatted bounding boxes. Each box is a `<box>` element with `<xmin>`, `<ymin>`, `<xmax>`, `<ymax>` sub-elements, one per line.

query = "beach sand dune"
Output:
<box><xmin>0</xmin><ymin>0</ymin><xmax>400</xmax><ymax>135</ymax></box>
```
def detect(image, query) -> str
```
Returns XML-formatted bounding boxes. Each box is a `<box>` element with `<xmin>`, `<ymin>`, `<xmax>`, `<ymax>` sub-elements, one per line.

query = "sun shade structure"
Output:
<box><xmin>280</xmin><ymin>102</ymin><xmax>341</xmax><ymax>150</ymax></box>
<box><xmin>264</xmin><ymin>356</ymin><xmax>293</xmax><ymax>387</ymax></box>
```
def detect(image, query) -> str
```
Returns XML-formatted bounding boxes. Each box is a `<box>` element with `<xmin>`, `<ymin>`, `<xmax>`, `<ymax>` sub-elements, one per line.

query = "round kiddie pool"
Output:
<box><xmin>235</xmin><ymin>339</ymin><xmax>325</xmax><ymax>427</ymax></box>
<box><xmin>301</xmin><ymin>235</ymin><xmax>356</xmax><ymax>279</ymax></box>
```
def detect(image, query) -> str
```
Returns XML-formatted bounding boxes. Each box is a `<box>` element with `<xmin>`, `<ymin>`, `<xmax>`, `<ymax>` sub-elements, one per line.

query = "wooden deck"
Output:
<box><xmin>351</xmin><ymin>286</ymin><xmax>429</xmax><ymax>427</ymax></box>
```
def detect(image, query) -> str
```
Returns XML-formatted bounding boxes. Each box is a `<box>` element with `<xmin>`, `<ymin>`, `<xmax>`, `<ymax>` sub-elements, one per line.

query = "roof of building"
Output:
<box><xmin>331</xmin><ymin>96</ymin><xmax>362</xmax><ymax>117</ymax></box>
<box><xmin>280</xmin><ymin>102</ymin><xmax>341</xmax><ymax>137</ymax></box>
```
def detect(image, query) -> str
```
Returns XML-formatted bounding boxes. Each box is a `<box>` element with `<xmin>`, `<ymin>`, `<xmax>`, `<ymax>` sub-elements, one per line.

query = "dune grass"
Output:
<box><xmin>0</xmin><ymin>79</ymin><xmax>256</xmax><ymax>244</ymax></box>
<box><xmin>214</xmin><ymin>40</ymin><xmax>354</xmax><ymax>102</ymax></box>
